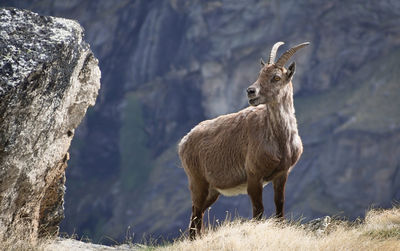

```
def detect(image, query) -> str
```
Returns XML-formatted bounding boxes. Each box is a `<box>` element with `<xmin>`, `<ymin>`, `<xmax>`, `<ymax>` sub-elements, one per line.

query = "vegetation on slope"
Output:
<box><xmin>120</xmin><ymin>92</ymin><xmax>154</xmax><ymax>191</ymax></box>
<box><xmin>296</xmin><ymin>48</ymin><xmax>400</xmax><ymax>135</ymax></box>
<box><xmin>2</xmin><ymin>207</ymin><xmax>398</xmax><ymax>250</ymax></box>
<box><xmin>157</xmin><ymin>207</ymin><xmax>400</xmax><ymax>251</ymax></box>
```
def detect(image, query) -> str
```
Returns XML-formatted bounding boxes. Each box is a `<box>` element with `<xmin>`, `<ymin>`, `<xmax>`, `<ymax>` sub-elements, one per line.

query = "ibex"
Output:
<box><xmin>178</xmin><ymin>42</ymin><xmax>309</xmax><ymax>239</ymax></box>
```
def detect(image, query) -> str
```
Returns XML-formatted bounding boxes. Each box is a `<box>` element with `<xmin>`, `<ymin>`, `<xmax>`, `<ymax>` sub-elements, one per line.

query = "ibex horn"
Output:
<box><xmin>275</xmin><ymin>42</ymin><xmax>310</xmax><ymax>68</ymax></box>
<box><xmin>268</xmin><ymin>41</ymin><xmax>285</xmax><ymax>65</ymax></box>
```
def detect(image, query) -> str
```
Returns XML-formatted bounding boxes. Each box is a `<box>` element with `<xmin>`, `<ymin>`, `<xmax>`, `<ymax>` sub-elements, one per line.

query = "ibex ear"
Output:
<box><xmin>260</xmin><ymin>58</ymin><xmax>265</xmax><ymax>67</ymax></box>
<box><xmin>286</xmin><ymin>61</ymin><xmax>296</xmax><ymax>79</ymax></box>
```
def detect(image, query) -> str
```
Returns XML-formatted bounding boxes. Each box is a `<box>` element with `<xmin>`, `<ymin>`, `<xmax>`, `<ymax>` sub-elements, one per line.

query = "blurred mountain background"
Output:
<box><xmin>2</xmin><ymin>0</ymin><xmax>400</xmax><ymax>244</ymax></box>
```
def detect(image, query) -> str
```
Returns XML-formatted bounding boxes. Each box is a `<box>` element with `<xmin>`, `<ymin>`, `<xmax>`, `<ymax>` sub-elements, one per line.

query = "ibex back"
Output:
<box><xmin>178</xmin><ymin>41</ymin><xmax>309</xmax><ymax>239</ymax></box>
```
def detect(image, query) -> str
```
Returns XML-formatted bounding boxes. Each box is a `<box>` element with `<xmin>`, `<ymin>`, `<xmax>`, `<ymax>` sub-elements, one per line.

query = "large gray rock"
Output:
<box><xmin>0</xmin><ymin>8</ymin><xmax>100</xmax><ymax>241</ymax></box>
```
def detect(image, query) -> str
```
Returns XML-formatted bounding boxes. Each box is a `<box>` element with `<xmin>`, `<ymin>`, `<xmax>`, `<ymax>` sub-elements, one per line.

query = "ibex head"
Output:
<box><xmin>247</xmin><ymin>42</ymin><xmax>309</xmax><ymax>106</ymax></box>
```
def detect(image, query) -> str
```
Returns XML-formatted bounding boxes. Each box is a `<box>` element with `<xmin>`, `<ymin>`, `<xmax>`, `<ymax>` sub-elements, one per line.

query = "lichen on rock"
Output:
<box><xmin>0</xmin><ymin>7</ymin><xmax>100</xmax><ymax>242</ymax></box>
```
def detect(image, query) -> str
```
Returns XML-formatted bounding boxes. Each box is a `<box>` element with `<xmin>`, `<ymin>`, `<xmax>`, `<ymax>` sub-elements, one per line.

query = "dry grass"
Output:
<box><xmin>3</xmin><ymin>207</ymin><xmax>399</xmax><ymax>250</ymax></box>
<box><xmin>157</xmin><ymin>207</ymin><xmax>400</xmax><ymax>251</ymax></box>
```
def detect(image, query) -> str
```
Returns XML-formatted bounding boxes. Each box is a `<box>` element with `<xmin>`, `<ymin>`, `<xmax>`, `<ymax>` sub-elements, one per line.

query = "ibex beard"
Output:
<box><xmin>178</xmin><ymin>41</ymin><xmax>309</xmax><ymax>239</ymax></box>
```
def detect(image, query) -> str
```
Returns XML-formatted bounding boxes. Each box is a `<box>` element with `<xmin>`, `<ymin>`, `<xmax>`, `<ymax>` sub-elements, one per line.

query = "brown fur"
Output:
<box><xmin>179</xmin><ymin>48</ymin><xmax>305</xmax><ymax>239</ymax></box>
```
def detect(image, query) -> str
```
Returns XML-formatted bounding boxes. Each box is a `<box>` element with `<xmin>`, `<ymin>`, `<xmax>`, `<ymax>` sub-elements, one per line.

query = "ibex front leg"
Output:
<box><xmin>273</xmin><ymin>173</ymin><xmax>288</xmax><ymax>218</ymax></box>
<box><xmin>247</xmin><ymin>174</ymin><xmax>264</xmax><ymax>220</ymax></box>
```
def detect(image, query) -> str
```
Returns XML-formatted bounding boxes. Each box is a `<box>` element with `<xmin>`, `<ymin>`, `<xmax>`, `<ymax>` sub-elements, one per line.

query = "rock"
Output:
<box><xmin>44</xmin><ymin>238</ymin><xmax>136</xmax><ymax>251</ymax></box>
<box><xmin>0</xmin><ymin>8</ymin><xmax>100</xmax><ymax>242</ymax></box>
<box><xmin>304</xmin><ymin>216</ymin><xmax>332</xmax><ymax>235</ymax></box>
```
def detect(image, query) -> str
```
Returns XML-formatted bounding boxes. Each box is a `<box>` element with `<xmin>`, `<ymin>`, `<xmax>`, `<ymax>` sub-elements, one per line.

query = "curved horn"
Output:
<box><xmin>275</xmin><ymin>42</ymin><xmax>310</xmax><ymax>68</ymax></box>
<box><xmin>268</xmin><ymin>41</ymin><xmax>285</xmax><ymax>65</ymax></box>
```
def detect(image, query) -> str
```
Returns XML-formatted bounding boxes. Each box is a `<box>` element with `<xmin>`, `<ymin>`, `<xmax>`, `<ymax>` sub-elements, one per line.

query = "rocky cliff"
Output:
<box><xmin>2</xmin><ymin>0</ymin><xmax>399</xmax><ymax>244</ymax></box>
<box><xmin>0</xmin><ymin>8</ymin><xmax>100</xmax><ymax>242</ymax></box>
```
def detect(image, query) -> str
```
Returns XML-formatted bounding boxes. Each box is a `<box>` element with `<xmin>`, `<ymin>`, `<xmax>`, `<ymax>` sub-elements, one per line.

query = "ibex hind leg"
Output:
<box><xmin>189</xmin><ymin>181</ymin><xmax>220</xmax><ymax>240</ymax></box>
<box><xmin>203</xmin><ymin>188</ymin><xmax>219</xmax><ymax>211</ymax></box>
<box><xmin>188</xmin><ymin>178</ymin><xmax>208</xmax><ymax>240</ymax></box>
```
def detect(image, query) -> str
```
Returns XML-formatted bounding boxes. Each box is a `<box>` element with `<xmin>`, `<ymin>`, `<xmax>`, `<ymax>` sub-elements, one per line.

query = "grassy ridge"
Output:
<box><xmin>157</xmin><ymin>207</ymin><xmax>400</xmax><ymax>251</ymax></box>
<box><xmin>4</xmin><ymin>207</ymin><xmax>398</xmax><ymax>250</ymax></box>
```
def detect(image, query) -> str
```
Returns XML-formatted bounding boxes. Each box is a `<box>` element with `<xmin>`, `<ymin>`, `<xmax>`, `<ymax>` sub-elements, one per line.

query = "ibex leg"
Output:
<box><xmin>247</xmin><ymin>175</ymin><xmax>264</xmax><ymax>220</ymax></box>
<box><xmin>273</xmin><ymin>173</ymin><xmax>288</xmax><ymax>218</ymax></box>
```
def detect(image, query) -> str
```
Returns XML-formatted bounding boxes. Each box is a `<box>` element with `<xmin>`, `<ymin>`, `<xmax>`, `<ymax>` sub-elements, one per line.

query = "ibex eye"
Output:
<box><xmin>273</xmin><ymin>76</ymin><xmax>281</xmax><ymax>81</ymax></box>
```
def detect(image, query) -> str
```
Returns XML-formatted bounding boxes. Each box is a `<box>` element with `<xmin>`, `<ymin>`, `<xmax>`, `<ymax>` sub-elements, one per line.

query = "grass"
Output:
<box><xmin>365</xmin><ymin>228</ymin><xmax>400</xmax><ymax>240</ymax></box>
<box><xmin>155</xmin><ymin>206</ymin><xmax>400</xmax><ymax>251</ymax></box>
<box><xmin>4</xmin><ymin>206</ymin><xmax>399</xmax><ymax>250</ymax></box>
